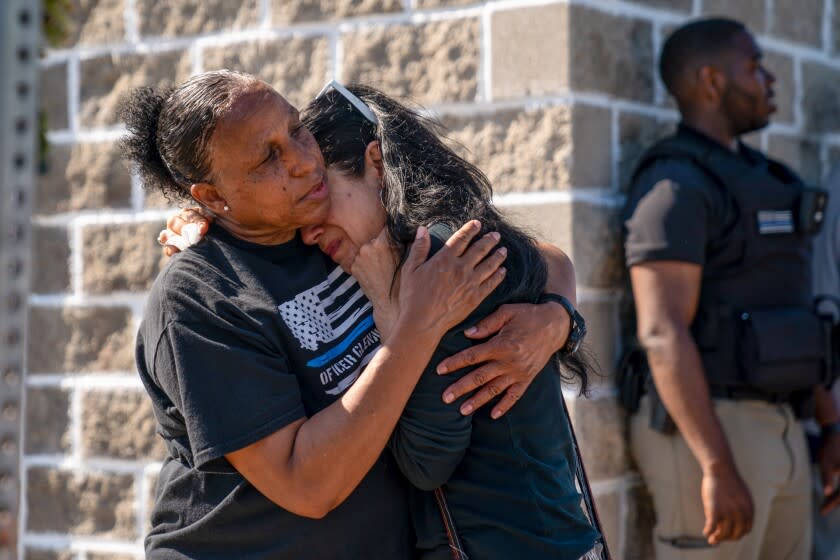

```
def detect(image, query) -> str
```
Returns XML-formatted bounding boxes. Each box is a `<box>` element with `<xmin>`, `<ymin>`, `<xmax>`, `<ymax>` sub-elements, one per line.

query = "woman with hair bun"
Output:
<box><xmin>122</xmin><ymin>70</ymin><xmax>588</xmax><ymax>559</ymax></box>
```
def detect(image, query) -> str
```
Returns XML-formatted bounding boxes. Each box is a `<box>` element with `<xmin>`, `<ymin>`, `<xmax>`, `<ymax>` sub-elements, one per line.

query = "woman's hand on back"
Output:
<box><xmin>391</xmin><ymin>220</ymin><xmax>507</xmax><ymax>341</ymax></box>
<box><xmin>435</xmin><ymin>300</ymin><xmax>573</xmax><ymax>420</ymax></box>
<box><xmin>434</xmin><ymin>241</ymin><xmax>577</xmax><ymax>419</ymax></box>
<box><xmin>158</xmin><ymin>207</ymin><xmax>212</xmax><ymax>256</ymax></box>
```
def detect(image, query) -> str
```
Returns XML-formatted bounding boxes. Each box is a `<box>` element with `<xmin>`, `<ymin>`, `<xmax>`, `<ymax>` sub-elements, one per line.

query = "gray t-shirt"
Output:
<box><xmin>137</xmin><ymin>225</ymin><xmax>412</xmax><ymax>559</ymax></box>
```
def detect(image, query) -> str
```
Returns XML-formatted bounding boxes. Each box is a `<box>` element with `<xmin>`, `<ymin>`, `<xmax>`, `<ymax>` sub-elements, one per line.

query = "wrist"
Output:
<box><xmin>391</xmin><ymin>312</ymin><xmax>444</xmax><ymax>343</ymax></box>
<box><xmin>700</xmin><ymin>458</ymin><xmax>739</xmax><ymax>478</ymax></box>
<box><xmin>541</xmin><ymin>300</ymin><xmax>572</xmax><ymax>347</ymax></box>
<box><xmin>536</xmin><ymin>293</ymin><xmax>585</xmax><ymax>355</ymax></box>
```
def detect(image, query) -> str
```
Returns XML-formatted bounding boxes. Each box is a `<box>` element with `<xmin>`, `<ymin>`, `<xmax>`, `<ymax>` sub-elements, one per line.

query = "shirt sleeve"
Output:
<box><xmin>153</xmin><ymin>317</ymin><xmax>306</xmax><ymax>473</ymax></box>
<box><xmin>624</xmin><ymin>160</ymin><xmax>716</xmax><ymax>267</ymax></box>
<box><xmin>388</xmin><ymin>330</ymin><xmax>476</xmax><ymax>491</ymax></box>
<box><xmin>387</xmin><ymin>224</ymin><xmax>498</xmax><ymax>491</ymax></box>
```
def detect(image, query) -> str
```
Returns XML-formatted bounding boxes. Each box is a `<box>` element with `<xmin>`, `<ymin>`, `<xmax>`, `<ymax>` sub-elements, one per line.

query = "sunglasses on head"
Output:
<box><xmin>316</xmin><ymin>80</ymin><xmax>378</xmax><ymax>125</ymax></box>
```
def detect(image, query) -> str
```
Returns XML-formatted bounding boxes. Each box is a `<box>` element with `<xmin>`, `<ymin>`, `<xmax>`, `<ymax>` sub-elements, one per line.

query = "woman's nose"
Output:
<box><xmin>289</xmin><ymin>142</ymin><xmax>318</xmax><ymax>178</ymax></box>
<box><xmin>301</xmin><ymin>225</ymin><xmax>323</xmax><ymax>246</ymax></box>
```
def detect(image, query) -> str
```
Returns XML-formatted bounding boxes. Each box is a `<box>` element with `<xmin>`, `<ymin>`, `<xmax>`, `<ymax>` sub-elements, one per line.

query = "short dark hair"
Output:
<box><xmin>118</xmin><ymin>70</ymin><xmax>258</xmax><ymax>201</ymax></box>
<box><xmin>659</xmin><ymin>18</ymin><xmax>747</xmax><ymax>98</ymax></box>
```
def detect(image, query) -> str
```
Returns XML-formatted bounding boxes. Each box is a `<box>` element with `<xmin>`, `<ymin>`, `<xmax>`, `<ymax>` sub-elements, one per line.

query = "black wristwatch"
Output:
<box><xmin>537</xmin><ymin>293</ymin><xmax>586</xmax><ymax>356</ymax></box>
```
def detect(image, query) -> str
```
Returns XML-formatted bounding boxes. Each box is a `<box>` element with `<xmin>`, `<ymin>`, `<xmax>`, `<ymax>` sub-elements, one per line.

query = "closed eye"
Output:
<box><xmin>262</xmin><ymin>146</ymin><xmax>280</xmax><ymax>165</ymax></box>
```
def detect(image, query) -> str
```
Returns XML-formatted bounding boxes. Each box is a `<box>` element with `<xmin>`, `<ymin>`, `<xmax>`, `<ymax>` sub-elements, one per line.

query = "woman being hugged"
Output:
<box><xmin>298</xmin><ymin>84</ymin><xmax>602</xmax><ymax>559</ymax></box>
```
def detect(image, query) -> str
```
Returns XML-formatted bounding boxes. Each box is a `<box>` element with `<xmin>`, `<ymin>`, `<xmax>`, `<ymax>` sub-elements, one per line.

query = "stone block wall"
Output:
<box><xmin>27</xmin><ymin>0</ymin><xmax>840</xmax><ymax>558</ymax></box>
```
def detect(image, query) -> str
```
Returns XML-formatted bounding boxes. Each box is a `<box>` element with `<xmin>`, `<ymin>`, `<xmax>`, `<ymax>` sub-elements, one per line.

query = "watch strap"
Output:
<box><xmin>537</xmin><ymin>293</ymin><xmax>586</xmax><ymax>355</ymax></box>
<box><xmin>537</xmin><ymin>293</ymin><xmax>575</xmax><ymax>320</ymax></box>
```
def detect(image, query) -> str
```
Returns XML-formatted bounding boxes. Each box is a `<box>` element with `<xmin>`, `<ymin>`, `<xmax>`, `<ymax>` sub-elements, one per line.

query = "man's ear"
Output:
<box><xmin>365</xmin><ymin>140</ymin><xmax>384</xmax><ymax>180</ymax></box>
<box><xmin>190</xmin><ymin>182</ymin><xmax>227</xmax><ymax>215</ymax></box>
<box><xmin>698</xmin><ymin>65</ymin><xmax>726</xmax><ymax>106</ymax></box>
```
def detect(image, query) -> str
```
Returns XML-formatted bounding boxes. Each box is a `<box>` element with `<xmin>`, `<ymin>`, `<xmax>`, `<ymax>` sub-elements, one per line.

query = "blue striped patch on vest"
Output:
<box><xmin>757</xmin><ymin>210</ymin><xmax>794</xmax><ymax>234</ymax></box>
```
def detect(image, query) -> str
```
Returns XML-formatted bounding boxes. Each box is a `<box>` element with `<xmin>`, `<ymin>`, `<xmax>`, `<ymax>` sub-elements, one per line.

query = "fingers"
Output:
<box><xmin>705</xmin><ymin>504</ymin><xmax>752</xmax><ymax>544</ymax></box>
<box><xmin>490</xmin><ymin>382</ymin><xmax>527</xmax><ymax>419</ymax></box>
<box><xmin>443</xmin><ymin>220</ymin><xmax>482</xmax><ymax>256</ymax></box>
<box><xmin>702</xmin><ymin>508</ymin><xmax>715</xmax><ymax>542</ymax></box>
<box><xmin>820</xmin><ymin>489</ymin><xmax>840</xmax><ymax>514</ymax></box>
<box><xmin>702</xmin><ymin>498</ymin><xmax>724</xmax><ymax>543</ymax></box>
<box><xmin>441</xmin><ymin>362</ymin><xmax>503</xmax><ymax>403</ymax></box>
<box><xmin>729</xmin><ymin>509</ymin><xmax>748</xmax><ymax>542</ymax></box>
<box><xmin>461</xmin><ymin>305</ymin><xmax>514</xmax><ymax>339</ymax></box>
<box><xmin>821</xmin><ymin>463</ymin><xmax>840</xmax><ymax>513</ymax></box>
<box><xmin>821</xmin><ymin>462</ymin><xmax>837</xmax><ymax>495</ymax></box>
<box><xmin>158</xmin><ymin>229</ymin><xmax>186</xmax><ymax>254</ymax></box>
<box><xmin>453</xmin><ymin>230</ymin><xmax>502</xmax><ymax>272</ymax></box>
<box><xmin>474</xmin><ymin>264</ymin><xmax>507</xmax><ymax>302</ymax></box>
<box><xmin>166</xmin><ymin>207</ymin><xmax>209</xmax><ymax>236</ymax></box>
<box><xmin>160</xmin><ymin>208</ymin><xmax>208</xmax><ymax>256</ymax></box>
<box><xmin>439</xmin><ymin>361</ymin><xmax>522</xmax><ymax>420</ymax></box>
<box><xmin>437</xmin><ymin>338</ymin><xmax>498</xmax><ymax>375</ymax></box>
<box><xmin>460</xmin><ymin>374</ymin><xmax>514</xmax><ymax>418</ymax></box>
<box><xmin>473</xmin><ymin>244</ymin><xmax>507</xmax><ymax>282</ymax></box>
<box><xmin>707</xmin><ymin>516</ymin><xmax>733</xmax><ymax>545</ymax></box>
<box><xmin>403</xmin><ymin>226</ymin><xmax>430</xmax><ymax>273</ymax></box>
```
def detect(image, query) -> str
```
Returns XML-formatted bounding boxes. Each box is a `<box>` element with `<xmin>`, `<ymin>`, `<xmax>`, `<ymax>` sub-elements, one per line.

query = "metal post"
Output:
<box><xmin>0</xmin><ymin>1</ymin><xmax>41</xmax><ymax>557</ymax></box>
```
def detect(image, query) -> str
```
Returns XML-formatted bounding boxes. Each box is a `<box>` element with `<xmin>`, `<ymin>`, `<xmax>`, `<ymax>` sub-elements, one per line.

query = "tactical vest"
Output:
<box><xmin>632</xmin><ymin>131</ymin><xmax>829</xmax><ymax>399</ymax></box>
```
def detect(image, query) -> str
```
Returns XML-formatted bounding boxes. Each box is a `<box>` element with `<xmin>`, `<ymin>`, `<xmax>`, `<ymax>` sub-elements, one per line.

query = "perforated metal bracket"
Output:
<box><xmin>0</xmin><ymin>1</ymin><xmax>41</xmax><ymax>557</ymax></box>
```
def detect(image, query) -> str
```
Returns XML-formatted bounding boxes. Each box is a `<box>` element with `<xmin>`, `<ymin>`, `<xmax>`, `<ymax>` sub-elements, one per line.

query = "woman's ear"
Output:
<box><xmin>190</xmin><ymin>183</ymin><xmax>227</xmax><ymax>215</ymax></box>
<box><xmin>365</xmin><ymin>140</ymin><xmax>384</xmax><ymax>180</ymax></box>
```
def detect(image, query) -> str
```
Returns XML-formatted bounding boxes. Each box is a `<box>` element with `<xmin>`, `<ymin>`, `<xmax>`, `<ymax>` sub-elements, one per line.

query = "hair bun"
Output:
<box><xmin>118</xmin><ymin>86</ymin><xmax>184</xmax><ymax>200</ymax></box>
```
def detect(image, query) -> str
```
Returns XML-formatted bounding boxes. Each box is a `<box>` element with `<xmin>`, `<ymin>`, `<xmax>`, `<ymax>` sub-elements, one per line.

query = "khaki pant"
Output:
<box><xmin>631</xmin><ymin>396</ymin><xmax>812</xmax><ymax>560</ymax></box>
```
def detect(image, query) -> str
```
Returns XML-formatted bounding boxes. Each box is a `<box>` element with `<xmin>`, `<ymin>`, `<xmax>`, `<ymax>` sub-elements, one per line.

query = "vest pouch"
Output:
<box><xmin>797</xmin><ymin>187</ymin><xmax>828</xmax><ymax>235</ymax></box>
<box><xmin>738</xmin><ymin>307</ymin><xmax>825</xmax><ymax>395</ymax></box>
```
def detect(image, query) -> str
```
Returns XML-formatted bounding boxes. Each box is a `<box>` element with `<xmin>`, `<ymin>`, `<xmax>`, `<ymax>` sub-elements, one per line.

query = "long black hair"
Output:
<box><xmin>303</xmin><ymin>84</ymin><xmax>590</xmax><ymax>392</ymax></box>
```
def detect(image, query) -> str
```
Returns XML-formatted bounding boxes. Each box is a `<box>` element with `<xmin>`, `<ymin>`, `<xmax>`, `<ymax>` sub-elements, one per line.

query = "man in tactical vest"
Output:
<box><xmin>621</xmin><ymin>18</ymin><xmax>840</xmax><ymax>560</ymax></box>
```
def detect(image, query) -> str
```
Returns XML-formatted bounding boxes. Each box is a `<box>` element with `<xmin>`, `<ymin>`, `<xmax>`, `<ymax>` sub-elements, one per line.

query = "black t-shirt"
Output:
<box><xmin>623</xmin><ymin>124</ymin><xmax>749</xmax><ymax>267</ymax></box>
<box><xmin>136</xmin><ymin>225</ymin><xmax>411</xmax><ymax>559</ymax></box>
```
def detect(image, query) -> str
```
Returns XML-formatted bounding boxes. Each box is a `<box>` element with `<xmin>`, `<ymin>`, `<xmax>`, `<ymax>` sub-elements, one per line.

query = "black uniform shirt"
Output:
<box><xmin>624</xmin><ymin>124</ymin><xmax>752</xmax><ymax>267</ymax></box>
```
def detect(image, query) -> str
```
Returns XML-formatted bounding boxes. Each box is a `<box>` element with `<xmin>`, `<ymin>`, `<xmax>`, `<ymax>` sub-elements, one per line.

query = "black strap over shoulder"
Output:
<box><xmin>631</xmin><ymin>131</ymin><xmax>799</xmax><ymax>194</ymax></box>
<box><xmin>630</xmin><ymin>134</ymin><xmax>723</xmax><ymax>190</ymax></box>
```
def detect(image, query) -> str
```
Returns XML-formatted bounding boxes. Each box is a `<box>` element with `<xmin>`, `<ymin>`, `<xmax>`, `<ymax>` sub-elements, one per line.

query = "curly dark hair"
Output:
<box><xmin>303</xmin><ymin>84</ymin><xmax>591</xmax><ymax>393</ymax></box>
<box><xmin>117</xmin><ymin>70</ymin><xmax>258</xmax><ymax>202</ymax></box>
